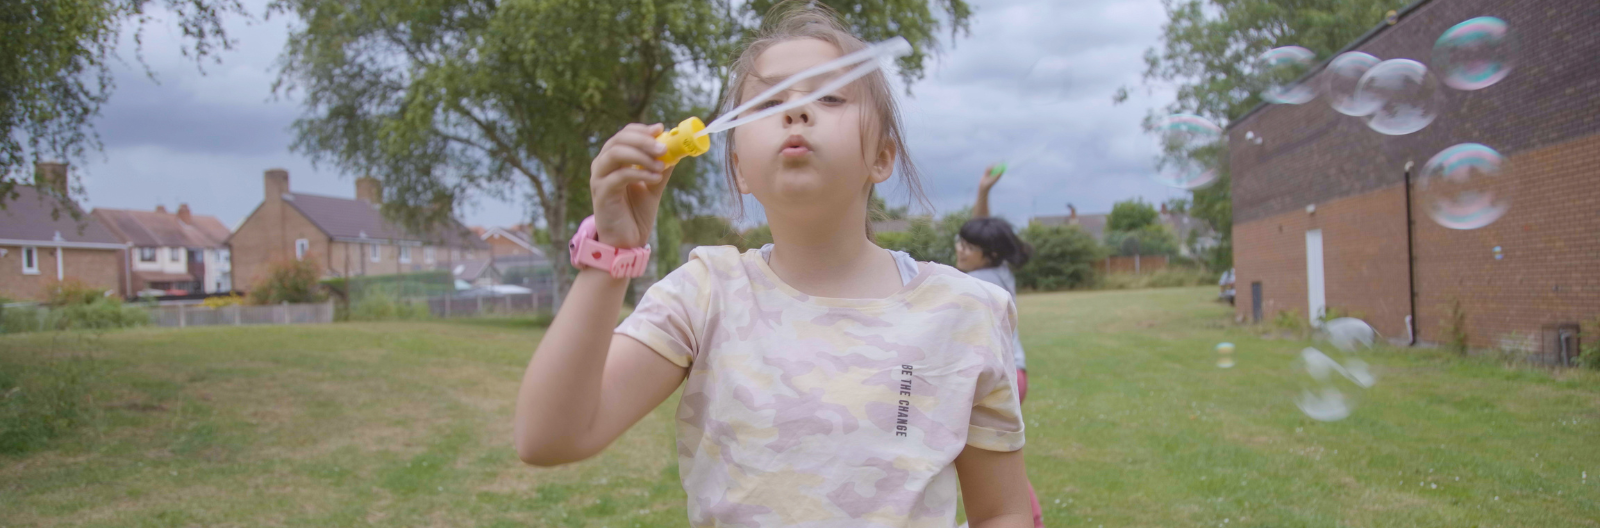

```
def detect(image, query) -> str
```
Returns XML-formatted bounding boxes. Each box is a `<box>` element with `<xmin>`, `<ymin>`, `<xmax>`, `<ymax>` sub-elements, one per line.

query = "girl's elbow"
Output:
<box><xmin>513</xmin><ymin>432</ymin><xmax>593</xmax><ymax>467</ymax></box>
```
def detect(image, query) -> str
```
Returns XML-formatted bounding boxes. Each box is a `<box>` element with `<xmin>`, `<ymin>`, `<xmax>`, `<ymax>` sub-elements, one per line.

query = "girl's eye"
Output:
<box><xmin>756</xmin><ymin>100</ymin><xmax>783</xmax><ymax>110</ymax></box>
<box><xmin>819</xmin><ymin>95</ymin><xmax>846</xmax><ymax>105</ymax></box>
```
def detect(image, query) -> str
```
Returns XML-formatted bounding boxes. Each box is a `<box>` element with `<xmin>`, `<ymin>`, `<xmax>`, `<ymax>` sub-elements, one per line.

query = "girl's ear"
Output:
<box><xmin>731</xmin><ymin>152</ymin><xmax>752</xmax><ymax>194</ymax></box>
<box><xmin>869</xmin><ymin>136</ymin><xmax>897</xmax><ymax>185</ymax></box>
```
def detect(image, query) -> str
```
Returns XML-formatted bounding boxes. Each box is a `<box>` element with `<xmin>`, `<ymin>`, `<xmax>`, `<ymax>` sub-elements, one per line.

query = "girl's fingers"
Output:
<box><xmin>600</xmin><ymin>146</ymin><xmax>666</xmax><ymax>174</ymax></box>
<box><xmin>599</xmin><ymin>167</ymin><xmax>666</xmax><ymax>190</ymax></box>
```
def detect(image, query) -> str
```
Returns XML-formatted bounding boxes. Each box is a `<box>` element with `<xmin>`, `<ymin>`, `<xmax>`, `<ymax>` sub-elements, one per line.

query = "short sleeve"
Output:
<box><xmin>614</xmin><ymin>255</ymin><xmax>714</xmax><ymax>368</ymax></box>
<box><xmin>966</xmin><ymin>291</ymin><xmax>1026</xmax><ymax>452</ymax></box>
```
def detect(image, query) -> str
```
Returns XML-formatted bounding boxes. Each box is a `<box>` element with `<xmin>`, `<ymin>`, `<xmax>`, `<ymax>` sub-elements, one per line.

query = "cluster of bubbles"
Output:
<box><xmin>1295</xmin><ymin>318</ymin><xmax>1378</xmax><ymax>421</ymax></box>
<box><xmin>1150</xmin><ymin>16</ymin><xmax>1520</xmax><ymax>230</ymax></box>
<box><xmin>1216</xmin><ymin>342</ymin><xmax>1235</xmax><ymax>369</ymax></box>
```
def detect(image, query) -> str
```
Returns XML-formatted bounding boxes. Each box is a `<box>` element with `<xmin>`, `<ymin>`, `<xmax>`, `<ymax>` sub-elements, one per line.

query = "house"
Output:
<box><xmin>481</xmin><ymin>225</ymin><xmax>540</xmax><ymax>257</ymax></box>
<box><xmin>227</xmin><ymin>169</ymin><xmax>489</xmax><ymax>291</ymax></box>
<box><xmin>1228</xmin><ymin>0</ymin><xmax>1598</xmax><ymax>351</ymax></box>
<box><xmin>1030</xmin><ymin>205</ymin><xmax>1107</xmax><ymax>241</ymax></box>
<box><xmin>93</xmin><ymin>204</ymin><xmax>232</xmax><ymax>295</ymax></box>
<box><xmin>0</xmin><ymin>163</ymin><xmax>128</xmax><ymax>301</ymax></box>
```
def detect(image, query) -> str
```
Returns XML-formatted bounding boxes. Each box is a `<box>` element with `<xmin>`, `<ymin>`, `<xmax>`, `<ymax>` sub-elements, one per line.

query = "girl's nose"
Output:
<box><xmin>783</xmin><ymin>106</ymin><xmax>810</xmax><ymax>125</ymax></box>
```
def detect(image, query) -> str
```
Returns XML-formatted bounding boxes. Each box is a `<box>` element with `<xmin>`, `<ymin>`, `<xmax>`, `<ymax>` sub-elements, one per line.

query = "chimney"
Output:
<box><xmin>156</xmin><ymin>205</ymin><xmax>168</xmax><ymax>214</ymax></box>
<box><xmin>34</xmin><ymin>162</ymin><xmax>69</xmax><ymax>197</ymax></box>
<box><xmin>1068</xmin><ymin>203</ymin><xmax>1077</xmax><ymax>220</ymax></box>
<box><xmin>177</xmin><ymin>203</ymin><xmax>192</xmax><ymax>224</ymax></box>
<box><xmin>356</xmin><ymin>176</ymin><xmax>382</xmax><ymax>204</ymax></box>
<box><xmin>1160</xmin><ymin>202</ymin><xmax>1169</xmax><ymax>215</ymax></box>
<box><xmin>265</xmin><ymin>169</ymin><xmax>289</xmax><ymax>200</ymax></box>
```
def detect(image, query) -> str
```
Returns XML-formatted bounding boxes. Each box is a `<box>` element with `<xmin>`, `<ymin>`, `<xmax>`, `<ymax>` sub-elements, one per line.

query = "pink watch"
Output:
<box><xmin>569</xmin><ymin>216</ymin><xmax>651</xmax><ymax>279</ymax></box>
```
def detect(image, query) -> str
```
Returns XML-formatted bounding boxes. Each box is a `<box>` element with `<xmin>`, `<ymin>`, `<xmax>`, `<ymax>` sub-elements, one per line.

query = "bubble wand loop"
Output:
<box><xmin>650</xmin><ymin>37</ymin><xmax>913</xmax><ymax>166</ymax></box>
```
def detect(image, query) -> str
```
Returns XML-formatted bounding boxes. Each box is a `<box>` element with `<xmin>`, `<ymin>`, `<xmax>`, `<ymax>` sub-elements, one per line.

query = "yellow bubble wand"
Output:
<box><xmin>651</xmin><ymin>37</ymin><xmax>914</xmax><ymax>166</ymax></box>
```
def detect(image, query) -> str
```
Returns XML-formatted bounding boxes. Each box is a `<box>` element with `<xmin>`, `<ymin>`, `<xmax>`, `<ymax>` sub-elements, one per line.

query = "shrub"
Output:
<box><xmin>1441</xmin><ymin>299</ymin><xmax>1469</xmax><ymax>356</ymax></box>
<box><xmin>1576</xmin><ymin>317</ymin><xmax>1600</xmax><ymax>371</ymax></box>
<box><xmin>42</xmin><ymin>301</ymin><xmax>149</xmax><ymax>331</ymax></box>
<box><xmin>200</xmin><ymin>294</ymin><xmax>246</xmax><ymax>309</ymax></box>
<box><xmin>249</xmin><ymin>259</ymin><xmax>327</xmax><ymax>305</ymax></box>
<box><xmin>1014</xmin><ymin>222</ymin><xmax>1102</xmax><ymax>291</ymax></box>
<box><xmin>43</xmin><ymin>279</ymin><xmax>110</xmax><ymax>308</ymax></box>
<box><xmin>1</xmin><ymin>306</ymin><xmax>45</xmax><ymax>334</ymax></box>
<box><xmin>347</xmin><ymin>291</ymin><xmax>431</xmax><ymax>322</ymax></box>
<box><xmin>1272</xmin><ymin>309</ymin><xmax>1309</xmax><ymax>338</ymax></box>
<box><xmin>1095</xmin><ymin>268</ymin><xmax>1217</xmax><ymax>290</ymax></box>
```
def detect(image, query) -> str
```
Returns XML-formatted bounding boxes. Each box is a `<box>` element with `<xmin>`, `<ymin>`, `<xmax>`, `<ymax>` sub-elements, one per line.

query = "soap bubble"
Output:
<box><xmin>1217</xmin><ymin>357</ymin><xmax>1236</xmax><ymax>369</ymax></box>
<box><xmin>1322</xmin><ymin>318</ymin><xmax>1377</xmax><ymax>352</ymax></box>
<box><xmin>1216</xmin><ymin>342</ymin><xmax>1236</xmax><ymax>368</ymax></box>
<box><xmin>1355</xmin><ymin>59</ymin><xmax>1445</xmax><ymax>135</ymax></box>
<box><xmin>1418</xmin><ymin>143</ymin><xmax>1512</xmax><ymax>229</ymax></box>
<box><xmin>1293</xmin><ymin>347</ymin><xmax>1375</xmax><ymax>422</ymax></box>
<box><xmin>1216</xmin><ymin>342</ymin><xmax>1235</xmax><ymax>355</ymax></box>
<box><xmin>1296</xmin><ymin>319</ymin><xmax>1377</xmax><ymax>421</ymax></box>
<box><xmin>1324</xmin><ymin>52</ymin><xmax>1383</xmax><ymax>116</ymax></box>
<box><xmin>1385</xmin><ymin>10</ymin><xmax>1399</xmax><ymax>25</ymax></box>
<box><xmin>1152</xmin><ymin>114</ymin><xmax>1223</xmax><ymax>190</ymax></box>
<box><xmin>1434</xmin><ymin>17</ymin><xmax>1519</xmax><ymax>91</ymax></box>
<box><xmin>1254</xmin><ymin>46</ymin><xmax>1317</xmax><ymax>105</ymax></box>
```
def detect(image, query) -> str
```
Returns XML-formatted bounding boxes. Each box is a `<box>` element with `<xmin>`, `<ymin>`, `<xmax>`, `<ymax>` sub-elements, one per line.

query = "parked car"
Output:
<box><xmin>1219</xmin><ymin>268</ymin><xmax>1235</xmax><ymax>305</ymax></box>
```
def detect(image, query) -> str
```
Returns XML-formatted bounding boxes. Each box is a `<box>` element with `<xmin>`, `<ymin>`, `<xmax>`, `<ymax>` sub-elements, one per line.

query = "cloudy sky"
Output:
<box><xmin>77</xmin><ymin>0</ymin><xmax>1182</xmax><ymax>230</ymax></box>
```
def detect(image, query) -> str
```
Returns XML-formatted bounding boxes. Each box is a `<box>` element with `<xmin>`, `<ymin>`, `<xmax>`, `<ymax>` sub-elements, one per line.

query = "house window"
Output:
<box><xmin>295</xmin><ymin>239</ymin><xmax>310</xmax><ymax>260</ymax></box>
<box><xmin>170</xmin><ymin>247</ymin><xmax>183</xmax><ymax>262</ymax></box>
<box><xmin>369</xmin><ymin>244</ymin><xmax>381</xmax><ymax>262</ymax></box>
<box><xmin>189</xmin><ymin>249</ymin><xmax>203</xmax><ymax>263</ymax></box>
<box><xmin>424</xmin><ymin>247</ymin><xmax>435</xmax><ymax>264</ymax></box>
<box><xmin>139</xmin><ymin>247</ymin><xmax>157</xmax><ymax>262</ymax></box>
<box><xmin>21</xmin><ymin>246</ymin><xmax>39</xmax><ymax>274</ymax></box>
<box><xmin>399</xmin><ymin>246</ymin><xmax>412</xmax><ymax>263</ymax></box>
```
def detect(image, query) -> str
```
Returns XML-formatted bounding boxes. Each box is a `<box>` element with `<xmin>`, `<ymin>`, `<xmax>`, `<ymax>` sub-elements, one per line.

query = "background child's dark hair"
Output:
<box><xmin>959</xmin><ymin>217</ymin><xmax>1033</xmax><ymax>269</ymax></box>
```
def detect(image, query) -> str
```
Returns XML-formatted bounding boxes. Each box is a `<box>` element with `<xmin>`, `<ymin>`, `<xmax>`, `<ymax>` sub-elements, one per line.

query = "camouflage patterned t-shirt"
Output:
<box><xmin>617</xmin><ymin>246</ymin><xmax>1026</xmax><ymax>527</ymax></box>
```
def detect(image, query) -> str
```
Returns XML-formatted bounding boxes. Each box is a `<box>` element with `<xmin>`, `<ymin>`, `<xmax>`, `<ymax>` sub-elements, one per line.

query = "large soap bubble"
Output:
<box><xmin>1419</xmin><ymin>143</ymin><xmax>1512</xmax><ymax>230</ymax></box>
<box><xmin>1254</xmin><ymin>46</ymin><xmax>1317</xmax><ymax>105</ymax></box>
<box><xmin>1434</xmin><ymin>16</ymin><xmax>1519</xmax><ymax>91</ymax></box>
<box><xmin>1324</xmin><ymin>52</ymin><xmax>1383</xmax><ymax>116</ymax></box>
<box><xmin>1355</xmin><ymin>59</ymin><xmax>1445</xmax><ymax>135</ymax></box>
<box><xmin>1152</xmin><ymin>114</ymin><xmax>1223</xmax><ymax>190</ymax></box>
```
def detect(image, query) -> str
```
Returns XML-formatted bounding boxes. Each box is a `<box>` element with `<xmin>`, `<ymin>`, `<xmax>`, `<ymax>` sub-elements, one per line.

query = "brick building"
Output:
<box><xmin>93</xmin><ymin>204</ymin><xmax>232</xmax><ymax>295</ymax></box>
<box><xmin>1230</xmin><ymin>0</ymin><xmax>1598</xmax><ymax>351</ymax></box>
<box><xmin>227</xmin><ymin>169</ymin><xmax>488</xmax><ymax>291</ymax></box>
<box><xmin>0</xmin><ymin>164</ymin><xmax>128</xmax><ymax>301</ymax></box>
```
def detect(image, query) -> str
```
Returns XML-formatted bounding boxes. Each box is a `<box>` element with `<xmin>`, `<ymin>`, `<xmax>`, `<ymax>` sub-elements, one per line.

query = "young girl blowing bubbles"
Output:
<box><xmin>514</xmin><ymin>6</ymin><xmax>1033</xmax><ymax>527</ymax></box>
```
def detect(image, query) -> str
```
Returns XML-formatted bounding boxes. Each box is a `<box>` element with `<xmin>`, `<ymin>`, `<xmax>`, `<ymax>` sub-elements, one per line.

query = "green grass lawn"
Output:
<box><xmin>2</xmin><ymin>287</ymin><xmax>1597</xmax><ymax>527</ymax></box>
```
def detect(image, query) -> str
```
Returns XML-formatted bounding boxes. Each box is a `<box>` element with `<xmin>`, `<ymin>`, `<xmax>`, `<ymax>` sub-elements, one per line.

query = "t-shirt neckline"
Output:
<box><xmin>745</xmin><ymin>247</ymin><xmax>933</xmax><ymax>307</ymax></box>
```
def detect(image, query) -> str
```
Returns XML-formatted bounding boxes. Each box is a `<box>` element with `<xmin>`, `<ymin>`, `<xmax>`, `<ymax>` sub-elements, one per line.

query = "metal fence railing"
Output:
<box><xmin>147</xmin><ymin>301</ymin><xmax>336</xmax><ymax>328</ymax></box>
<box><xmin>425</xmin><ymin>291</ymin><xmax>556</xmax><ymax>318</ymax></box>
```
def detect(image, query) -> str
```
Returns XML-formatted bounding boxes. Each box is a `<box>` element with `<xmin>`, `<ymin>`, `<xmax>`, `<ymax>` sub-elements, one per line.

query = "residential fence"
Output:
<box><xmin>424</xmin><ymin>288</ymin><xmax>556</xmax><ymax>318</ymax></box>
<box><xmin>147</xmin><ymin>301</ymin><xmax>336</xmax><ymax>328</ymax></box>
<box><xmin>1093</xmin><ymin>255</ymin><xmax>1170</xmax><ymax>275</ymax></box>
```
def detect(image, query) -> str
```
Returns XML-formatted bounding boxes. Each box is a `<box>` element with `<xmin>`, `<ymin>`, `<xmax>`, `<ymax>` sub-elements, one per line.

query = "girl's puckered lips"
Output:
<box><xmin>780</xmin><ymin>134</ymin><xmax>813</xmax><ymax>157</ymax></box>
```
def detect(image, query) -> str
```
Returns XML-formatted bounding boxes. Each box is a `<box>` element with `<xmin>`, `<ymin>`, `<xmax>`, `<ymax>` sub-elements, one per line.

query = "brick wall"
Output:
<box><xmin>1230</xmin><ymin>0</ymin><xmax>1600</xmax><ymax>348</ymax></box>
<box><xmin>1234</xmin><ymin>186</ymin><xmax>1411</xmax><ymax>338</ymax></box>
<box><xmin>229</xmin><ymin>195</ymin><xmax>329</xmax><ymax>291</ymax></box>
<box><xmin>0</xmin><ymin>247</ymin><xmax>123</xmax><ymax>301</ymax></box>
<box><xmin>1411</xmin><ymin>134</ymin><xmax>1600</xmax><ymax>349</ymax></box>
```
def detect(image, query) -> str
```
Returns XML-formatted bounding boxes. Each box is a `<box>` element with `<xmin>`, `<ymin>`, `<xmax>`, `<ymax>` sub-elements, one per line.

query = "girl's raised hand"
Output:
<box><xmin>979</xmin><ymin>164</ymin><xmax>1004</xmax><ymax>192</ymax></box>
<box><xmin>590</xmin><ymin>123</ymin><xmax>676</xmax><ymax>249</ymax></box>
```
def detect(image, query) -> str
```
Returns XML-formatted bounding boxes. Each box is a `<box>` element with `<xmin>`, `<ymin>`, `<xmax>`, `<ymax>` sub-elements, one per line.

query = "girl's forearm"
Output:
<box><xmin>513</xmin><ymin>268</ymin><xmax>630</xmax><ymax>465</ymax></box>
<box><xmin>974</xmin><ymin>187</ymin><xmax>991</xmax><ymax>219</ymax></box>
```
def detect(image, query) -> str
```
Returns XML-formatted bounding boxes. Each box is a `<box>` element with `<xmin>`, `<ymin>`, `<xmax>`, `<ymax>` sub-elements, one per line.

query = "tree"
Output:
<box><xmin>875</xmin><ymin>208</ymin><xmax>969</xmax><ymax>266</ymax></box>
<box><xmin>1104</xmin><ymin>224</ymin><xmax>1180</xmax><ymax>257</ymax></box>
<box><xmin>275</xmin><ymin>0</ymin><xmax>973</xmax><ymax>305</ymax></box>
<box><xmin>1015</xmin><ymin>223</ymin><xmax>1102</xmax><ymax>291</ymax></box>
<box><xmin>1107</xmin><ymin>198</ymin><xmax>1159</xmax><ymax>232</ymax></box>
<box><xmin>1</xmin><ymin>0</ymin><xmax>247</xmax><ymax>212</ymax></box>
<box><xmin>1114</xmin><ymin>0</ymin><xmax>1408</xmax><ymax>270</ymax></box>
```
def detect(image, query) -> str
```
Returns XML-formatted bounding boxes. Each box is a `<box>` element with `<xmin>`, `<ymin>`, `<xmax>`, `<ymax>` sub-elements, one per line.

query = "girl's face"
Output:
<box><xmin>954</xmin><ymin>236</ymin><xmax>987</xmax><ymax>272</ymax></box>
<box><xmin>731</xmin><ymin>39</ymin><xmax>894</xmax><ymax>216</ymax></box>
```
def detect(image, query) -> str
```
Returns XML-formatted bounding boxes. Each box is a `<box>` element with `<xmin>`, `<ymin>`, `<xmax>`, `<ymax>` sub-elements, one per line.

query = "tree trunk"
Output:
<box><xmin>546</xmin><ymin>187</ymin><xmax>570</xmax><ymax>312</ymax></box>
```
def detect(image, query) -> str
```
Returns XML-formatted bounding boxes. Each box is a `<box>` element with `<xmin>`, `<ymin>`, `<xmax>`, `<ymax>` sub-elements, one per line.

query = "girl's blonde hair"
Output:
<box><xmin>719</xmin><ymin>1</ymin><xmax>929</xmax><ymax>234</ymax></box>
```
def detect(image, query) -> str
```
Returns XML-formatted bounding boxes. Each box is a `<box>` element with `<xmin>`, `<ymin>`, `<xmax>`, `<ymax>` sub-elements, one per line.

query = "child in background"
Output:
<box><xmin>513</xmin><ymin>3</ymin><xmax>1033</xmax><ymax>528</ymax></box>
<box><xmin>956</xmin><ymin>165</ymin><xmax>1043</xmax><ymax>527</ymax></box>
